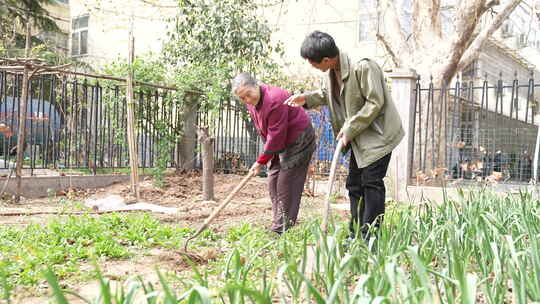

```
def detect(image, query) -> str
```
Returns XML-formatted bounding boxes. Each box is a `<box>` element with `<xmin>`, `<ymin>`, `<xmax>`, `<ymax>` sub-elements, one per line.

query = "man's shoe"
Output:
<box><xmin>342</xmin><ymin>235</ymin><xmax>356</xmax><ymax>251</ymax></box>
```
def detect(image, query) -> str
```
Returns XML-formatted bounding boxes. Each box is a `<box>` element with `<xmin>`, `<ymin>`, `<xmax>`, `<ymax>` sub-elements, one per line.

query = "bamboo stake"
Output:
<box><xmin>126</xmin><ymin>30</ymin><xmax>140</xmax><ymax>200</ymax></box>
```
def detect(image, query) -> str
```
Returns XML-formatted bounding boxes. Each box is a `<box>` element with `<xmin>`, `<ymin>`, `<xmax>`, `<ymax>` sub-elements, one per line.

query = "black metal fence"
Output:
<box><xmin>412</xmin><ymin>73</ymin><xmax>540</xmax><ymax>184</ymax></box>
<box><xmin>196</xmin><ymin>98</ymin><xmax>346</xmax><ymax>176</ymax></box>
<box><xmin>197</xmin><ymin>100</ymin><xmax>261</xmax><ymax>173</ymax></box>
<box><xmin>0</xmin><ymin>71</ymin><xmax>183</xmax><ymax>174</ymax></box>
<box><xmin>5</xmin><ymin>68</ymin><xmax>538</xmax><ymax>189</ymax></box>
<box><xmin>0</xmin><ymin>71</ymin><xmax>342</xmax><ymax>177</ymax></box>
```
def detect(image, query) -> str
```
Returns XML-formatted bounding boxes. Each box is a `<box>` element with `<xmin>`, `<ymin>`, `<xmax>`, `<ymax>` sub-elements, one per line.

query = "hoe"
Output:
<box><xmin>179</xmin><ymin>171</ymin><xmax>255</xmax><ymax>261</ymax></box>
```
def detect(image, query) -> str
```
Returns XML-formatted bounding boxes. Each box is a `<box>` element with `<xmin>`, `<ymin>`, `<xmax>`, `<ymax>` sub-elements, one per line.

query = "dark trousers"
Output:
<box><xmin>346</xmin><ymin>152</ymin><xmax>391</xmax><ymax>238</ymax></box>
<box><xmin>267</xmin><ymin>157</ymin><xmax>310</xmax><ymax>233</ymax></box>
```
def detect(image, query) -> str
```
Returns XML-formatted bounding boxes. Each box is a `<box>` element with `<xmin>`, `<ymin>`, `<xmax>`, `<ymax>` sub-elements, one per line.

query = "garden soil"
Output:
<box><xmin>0</xmin><ymin>172</ymin><xmax>349</xmax><ymax>303</ymax></box>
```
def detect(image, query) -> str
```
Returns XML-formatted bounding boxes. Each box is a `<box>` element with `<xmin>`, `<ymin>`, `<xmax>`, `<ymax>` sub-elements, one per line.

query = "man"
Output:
<box><xmin>284</xmin><ymin>31</ymin><xmax>404</xmax><ymax>241</ymax></box>
<box><xmin>232</xmin><ymin>73</ymin><xmax>316</xmax><ymax>234</ymax></box>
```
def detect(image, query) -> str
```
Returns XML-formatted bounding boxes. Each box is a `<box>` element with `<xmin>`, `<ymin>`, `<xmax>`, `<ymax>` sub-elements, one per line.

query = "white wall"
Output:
<box><xmin>257</xmin><ymin>0</ymin><xmax>389</xmax><ymax>77</ymax></box>
<box><xmin>70</xmin><ymin>0</ymin><xmax>177</xmax><ymax>67</ymax></box>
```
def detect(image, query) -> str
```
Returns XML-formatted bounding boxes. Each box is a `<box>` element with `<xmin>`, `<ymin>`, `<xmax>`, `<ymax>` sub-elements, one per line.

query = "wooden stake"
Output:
<box><xmin>126</xmin><ymin>30</ymin><xmax>140</xmax><ymax>200</ymax></box>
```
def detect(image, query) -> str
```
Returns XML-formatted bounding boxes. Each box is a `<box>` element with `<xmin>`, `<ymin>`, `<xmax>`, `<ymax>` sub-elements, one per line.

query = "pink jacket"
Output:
<box><xmin>247</xmin><ymin>84</ymin><xmax>311</xmax><ymax>164</ymax></box>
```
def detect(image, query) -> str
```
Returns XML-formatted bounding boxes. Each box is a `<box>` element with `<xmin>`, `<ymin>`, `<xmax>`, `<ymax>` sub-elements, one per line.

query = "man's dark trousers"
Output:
<box><xmin>346</xmin><ymin>152</ymin><xmax>392</xmax><ymax>239</ymax></box>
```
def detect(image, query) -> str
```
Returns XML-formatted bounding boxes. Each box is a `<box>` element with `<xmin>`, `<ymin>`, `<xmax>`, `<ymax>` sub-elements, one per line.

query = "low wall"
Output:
<box><xmin>0</xmin><ymin>175</ymin><xmax>136</xmax><ymax>198</ymax></box>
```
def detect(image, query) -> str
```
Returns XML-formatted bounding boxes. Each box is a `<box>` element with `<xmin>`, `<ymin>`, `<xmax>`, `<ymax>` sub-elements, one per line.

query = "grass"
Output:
<box><xmin>2</xmin><ymin>189</ymin><xmax>540</xmax><ymax>303</ymax></box>
<box><xmin>0</xmin><ymin>213</ymin><xmax>194</xmax><ymax>291</ymax></box>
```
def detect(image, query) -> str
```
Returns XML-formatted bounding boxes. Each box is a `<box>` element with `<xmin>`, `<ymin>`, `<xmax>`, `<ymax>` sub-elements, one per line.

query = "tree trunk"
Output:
<box><xmin>378</xmin><ymin>0</ymin><xmax>522</xmax><ymax>182</ymax></box>
<box><xmin>176</xmin><ymin>96</ymin><xmax>198</xmax><ymax>171</ymax></box>
<box><xmin>14</xmin><ymin>17</ymin><xmax>31</xmax><ymax>203</ymax></box>
<box><xmin>239</xmin><ymin>105</ymin><xmax>259</xmax><ymax>164</ymax></box>
<box><xmin>198</xmin><ymin>126</ymin><xmax>214</xmax><ymax>201</ymax></box>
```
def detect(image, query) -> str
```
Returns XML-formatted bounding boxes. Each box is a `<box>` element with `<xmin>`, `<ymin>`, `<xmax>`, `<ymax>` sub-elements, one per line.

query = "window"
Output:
<box><xmin>462</xmin><ymin>60</ymin><xmax>477</xmax><ymax>79</ymax></box>
<box><xmin>518</xmin><ymin>33</ymin><xmax>528</xmax><ymax>48</ymax></box>
<box><xmin>500</xmin><ymin>22</ymin><xmax>513</xmax><ymax>38</ymax></box>
<box><xmin>71</xmin><ymin>15</ymin><xmax>88</xmax><ymax>56</ymax></box>
<box><xmin>358</xmin><ymin>15</ymin><xmax>376</xmax><ymax>41</ymax></box>
<box><xmin>358</xmin><ymin>0</ymin><xmax>377</xmax><ymax>9</ymax></box>
<box><xmin>531</xmin><ymin>29</ymin><xmax>540</xmax><ymax>50</ymax></box>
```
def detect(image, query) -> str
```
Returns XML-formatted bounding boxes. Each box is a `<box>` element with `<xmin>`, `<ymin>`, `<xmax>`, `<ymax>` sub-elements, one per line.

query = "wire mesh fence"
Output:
<box><xmin>412</xmin><ymin>73</ymin><xmax>540</xmax><ymax>185</ymax></box>
<box><xmin>0</xmin><ymin>72</ymin><xmax>182</xmax><ymax>174</ymax></box>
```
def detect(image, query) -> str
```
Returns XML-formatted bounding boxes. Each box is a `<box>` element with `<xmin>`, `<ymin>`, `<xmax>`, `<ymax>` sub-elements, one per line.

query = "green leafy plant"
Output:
<box><xmin>0</xmin><ymin>213</ymin><xmax>192</xmax><ymax>291</ymax></box>
<box><xmin>5</xmin><ymin>190</ymin><xmax>540</xmax><ymax>303</ymax></box>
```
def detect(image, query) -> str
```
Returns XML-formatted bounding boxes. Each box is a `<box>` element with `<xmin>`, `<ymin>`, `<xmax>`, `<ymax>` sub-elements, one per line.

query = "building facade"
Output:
<box><xmin>68</xmin><ymin>0</ymin><xmax>177</xmax><ymax>66</ymax></box>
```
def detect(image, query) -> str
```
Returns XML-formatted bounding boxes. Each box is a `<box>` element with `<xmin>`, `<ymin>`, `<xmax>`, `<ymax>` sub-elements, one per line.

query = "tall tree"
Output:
<box><xmin>0</xmin><ymin>0</ymin><xmax>60</xmax><ymax>55</ymax></box>
<box><xmin>1</xmin><ymin>0</ymin><xmax>61</xmax><ymax>202</ymax></box>
<box><xmin>161</xmin><ymin>0</ymin><xmax>283</xmax><ymax>171</ymax></box>
<box><xmin>377</xmin><ymin>0</ymin><xmax>522</xmax><ymax>86</ymax></box>
<box><xmin>374</xmin><ymin>0</ymin><xmax>523</xmax><ymax>170</ymax></box>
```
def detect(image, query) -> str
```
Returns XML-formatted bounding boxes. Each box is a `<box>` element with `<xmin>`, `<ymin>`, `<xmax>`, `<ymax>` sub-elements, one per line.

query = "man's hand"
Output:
<box><xmin>336</xmin><ymin>132</ymin><xmax>349</xmax><ymax>147</ymax></box>
<box><xmin>283</xmin><ymin>94</ymin><xmax>306</xmax><ymax>107</ymax></box>
<box><xmin>249</xmin><ymin>162</ymin><xmax>262</xmax><ymax>176</ymax></box>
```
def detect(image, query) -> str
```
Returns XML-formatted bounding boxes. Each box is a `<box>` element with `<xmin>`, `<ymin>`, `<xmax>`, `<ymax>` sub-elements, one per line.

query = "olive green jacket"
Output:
<box><xmin>304</xmin><ymin>51</ymin><xmax>404</xmax><ymax>168</ymax></box>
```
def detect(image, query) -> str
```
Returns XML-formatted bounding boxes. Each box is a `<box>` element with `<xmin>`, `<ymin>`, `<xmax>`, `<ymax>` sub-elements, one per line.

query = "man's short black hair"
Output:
<box><xmin>300</xmin><ymin>31</ymin><xmax>339</xmax><ymax>63</ymax></box>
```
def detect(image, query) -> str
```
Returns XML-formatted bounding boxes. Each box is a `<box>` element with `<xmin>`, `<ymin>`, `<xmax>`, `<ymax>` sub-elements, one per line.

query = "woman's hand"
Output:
<box><xmin>249</xmin><ymin>162</ymin><xmax>262</xmax><ymax>176</ymax></box>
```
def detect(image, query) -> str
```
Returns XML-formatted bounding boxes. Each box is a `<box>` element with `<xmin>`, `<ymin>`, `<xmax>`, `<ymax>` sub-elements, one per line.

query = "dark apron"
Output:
<box><xmin>269</xmin><ymin>123</ymin><xmax>316</xmax><ymax>171</ymax></box>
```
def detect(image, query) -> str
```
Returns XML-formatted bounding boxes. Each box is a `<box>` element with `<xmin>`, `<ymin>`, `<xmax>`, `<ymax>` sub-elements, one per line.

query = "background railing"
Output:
<box><xmin>412</xmin><ymin>73</ymin><xmax>539</xmax><ymax>184</ymax></box>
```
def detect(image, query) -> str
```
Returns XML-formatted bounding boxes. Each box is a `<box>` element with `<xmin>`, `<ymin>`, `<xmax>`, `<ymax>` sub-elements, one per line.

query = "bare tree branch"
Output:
<box><xmin>435</xmin><ymin>0</ymin><xmax>506</xmax><ymax>84</ymax></box>
<box><xmin>411</xmin><ymin>0</ymin><xmax>443</xmax><ymax>48</ymax></box>
<box><xmin>457</xmin><ymin>0</ymin><xmax>522</xmax><ymax>73</ymax></box>
<box><xmin>448</xmin><ymin>0</ymin><xmax>487</xmax><ymax>54</ymax></box>
<box><xmin>376</xmin><ymin>33</ymin><xmax>401</xmax><ymax>66</ymax></box>
<box><xmin>135</xmin><ymin>0</ymin><xmax>178</xmax><ymax>8</ymax></box>
<box><xmin>462</xmin><ymin>3</ymin><xmax>502</xmax><ymax>50</ymax></box>
<box><xmin>378</xmin><ymin>0</ymin><xmax>411</xmax><ymax>67</ymax></box>
<box><xmin>431</xmin><ymin>0</ymin><xmax>442</xmax><ymax>36</ymax></box>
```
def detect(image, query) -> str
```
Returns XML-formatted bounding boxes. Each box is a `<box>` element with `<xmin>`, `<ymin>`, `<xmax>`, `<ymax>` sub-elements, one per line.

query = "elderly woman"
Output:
<box><xmin>232</xmin><ymin>73</ymin><xmax>316</xmax><ymax>234</ymax></box>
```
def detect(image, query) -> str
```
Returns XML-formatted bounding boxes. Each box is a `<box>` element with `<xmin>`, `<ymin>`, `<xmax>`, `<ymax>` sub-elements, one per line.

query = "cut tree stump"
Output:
<box><xmin>198</xmin><ymin>126</ymin><xmax>215</xmax><ymax>201</ymax></box>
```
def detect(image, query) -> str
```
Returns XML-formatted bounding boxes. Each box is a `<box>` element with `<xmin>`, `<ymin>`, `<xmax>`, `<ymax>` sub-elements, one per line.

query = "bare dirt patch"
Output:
<box><xmin>0</xmin><ymin>172</ymin><xmax>277</xmax><ymax>230</ymax></box>
<box><xmin>0</xmin><ymin>172</ymin><xmax>349</xmax><ymax>230</ymax></box>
